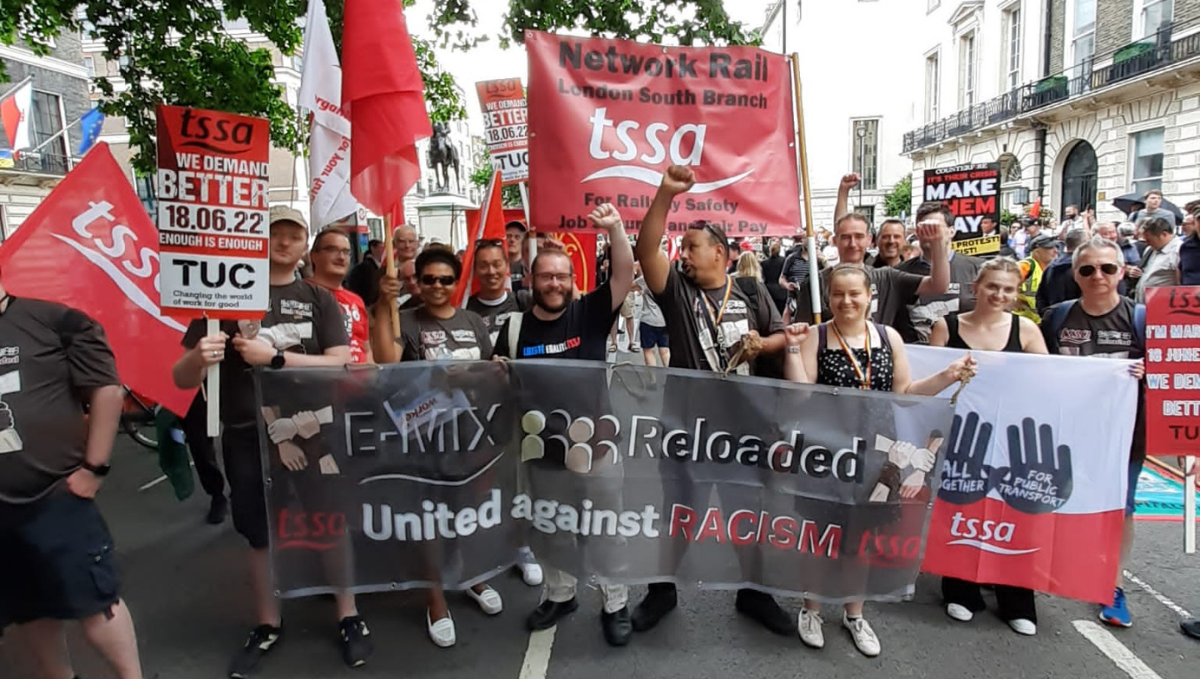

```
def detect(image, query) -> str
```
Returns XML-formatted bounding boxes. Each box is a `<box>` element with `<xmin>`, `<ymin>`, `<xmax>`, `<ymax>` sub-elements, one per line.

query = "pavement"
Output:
<box><xmin>3</xmin><ymin>343</ymin><xmax>1198</xmax><ymax>679</ymax></box>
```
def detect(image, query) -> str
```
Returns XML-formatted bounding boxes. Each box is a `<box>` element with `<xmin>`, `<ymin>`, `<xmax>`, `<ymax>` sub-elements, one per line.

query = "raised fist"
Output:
<box><xmin>916</xmin><ymin>220</ymin><xmax>943</xmax><ymax>243</ymax></box>
<box><xmin>661</xmin><ymin>165</ymin><xmax>695</xmax><ymax>196</ymax></box>
<box><xmin>783</xmin><ymin>323</ymin><xmax>809</xmax><ymax>346</ymax></box>
<box><xmin>587</xmin><ymin>203</ymin><xmax>624</xmax><ymax>232</ymax></box>
<box><xmin>839</xmin><ymin>174</ymin><xmax>861</xmax><ymax>192</ymax></box>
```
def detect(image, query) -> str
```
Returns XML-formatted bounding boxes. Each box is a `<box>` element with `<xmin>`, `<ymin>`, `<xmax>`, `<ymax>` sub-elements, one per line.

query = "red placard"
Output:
<box><xmin>155</xmin><ymin>105</ymin><xmax>271</xmax><ymax>320</ymax></box>
<box><xmin>526</xmin><ymin>31</ymin><xmax>800</xmax><ymax>237</ymax></box>
<box><xmin>476</xmin><ymin>78</ymin><xmax>528</xmax><ymax>185</ymax></box>
<box><xmin>466</xmin><ymin>208</ymin><xmax>598</xmax><ymax>291</ymax></box>
<box><xmin>1145</xmin><ymin>286</ymin><xmax>1200</xmax><ymax>456</ymax></box>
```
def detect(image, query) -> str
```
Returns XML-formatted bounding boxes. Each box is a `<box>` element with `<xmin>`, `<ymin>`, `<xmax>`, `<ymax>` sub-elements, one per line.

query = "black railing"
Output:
<box><xmin>904</xmin><ymin>18</ymin><xmax>1200</xmax><ymax>153</ymax></box>
<box><xmin>0</xmin><ymin>152</ymin><xmax>71</xmax><ymax>176</ymax></box>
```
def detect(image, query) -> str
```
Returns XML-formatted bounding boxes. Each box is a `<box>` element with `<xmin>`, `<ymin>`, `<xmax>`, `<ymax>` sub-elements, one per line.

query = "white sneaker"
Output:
<box><xmin>946</xmin><ymin>603</ymin><xmax>974</xmax><ymax>622</ymax></box>
<box><xmin>1008</xmin><ymin>618</ymin><xmax>1037</xmax><ymax>636</ymax></box>
<box><xmin>798</xmin><ymin>609</ymin><xmax>825</xmax><ymax>649</ymax></box>
<box><xmin>516</xmin><ymin>548</ymin><xmax>543</xmax><ymax>586</ymax></box>
<box><xmin>426</xmin><ymin>610</ymin><xmax>456</xmax><ymax>648</ymax></box>
<box><xmin>843</xmin><ymin>614</ymin><xmax>880</xmax><ymax>657</ymax></box>
<box><xmin>466</xmin><ymin>586</ymin><xmax>503</xmax><ymax>615</ymax></box>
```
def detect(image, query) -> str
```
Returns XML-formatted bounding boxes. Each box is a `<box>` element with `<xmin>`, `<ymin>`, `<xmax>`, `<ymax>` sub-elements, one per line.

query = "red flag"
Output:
<box><xmin>342</xmin><ymin>0</ymin><xmax>432</xmax><ymax>215</ymax></box>
<box><xmin>454</xmin><ymin>171</ymin><xmax>505</xmax><ymax>307</ymax></box>
<box><xmin>0</xmin><ymin>144</ymin><xmax>197</xmax><ymax>415</ymax></box>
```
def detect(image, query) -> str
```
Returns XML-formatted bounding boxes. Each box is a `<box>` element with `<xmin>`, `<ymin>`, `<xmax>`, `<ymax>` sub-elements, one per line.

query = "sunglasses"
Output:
<box><xmin>688</xmin><ymin>220</ymin><xmax>725</xmax><ymax>243</ymax></box>
<box><xmin>1077</xmin><ymin>263</ymin><xmax>1120</xmax><ymax>277</ymax></box>
<box><xmin>420</xmin><ymin>275</ymin><xmax>457</xmax><ymax>286</ymax></box>
<box><xmin>475</xmin><ymin>238</ymin><xmax>505</xmax><ymax>250</ymax></box>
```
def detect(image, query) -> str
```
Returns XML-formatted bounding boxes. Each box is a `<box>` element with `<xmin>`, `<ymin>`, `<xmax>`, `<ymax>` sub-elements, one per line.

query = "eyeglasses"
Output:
<box><xmin>316</xmin><ymin>247</ymin><xmax>351</xmax><ymax>256</ymax></box>
<box><xmin>420</xmin><ymin>275</ymin><xmax>457</xmax><ymax>286</ymax></box>
<box><xmin>1077</xmin><ymin>263</ymin><xmax>1120</xmax><ymax>277</ymax></box>
<box><xmin>534</xmin><ymin>272</ymin><xmax>573</xmax><ymax>284</ymax></box>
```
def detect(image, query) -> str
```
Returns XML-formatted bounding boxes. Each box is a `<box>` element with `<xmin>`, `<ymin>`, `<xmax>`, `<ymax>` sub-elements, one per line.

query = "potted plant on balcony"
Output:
<box><xmin>1108</xmin><ymin>40</ymin><xmax>1159</xmax><ymax>84</ymax></box>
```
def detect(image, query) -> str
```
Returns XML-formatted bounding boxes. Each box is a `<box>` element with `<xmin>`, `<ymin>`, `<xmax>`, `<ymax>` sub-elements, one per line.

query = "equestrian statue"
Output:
<box><xmin>427</xmin><ymin>122</ymin><xmax>461</xmax><ymax>193</ymax></box>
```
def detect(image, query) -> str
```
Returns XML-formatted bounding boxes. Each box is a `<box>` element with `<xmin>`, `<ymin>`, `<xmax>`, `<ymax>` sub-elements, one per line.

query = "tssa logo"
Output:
<box><xmin>946</xmin><ymin>511</ymin><xmax>1037</xmax><ymax>555</ymax></box>
<box><xmin>178</xmin><ymin>109</ymin><xmax>257</xmax><ymax>155</ymax></box>
<box><xmin>276</xmin><ymin>509</ymin><xmax>346</xmax><ymax>551</ymax></box>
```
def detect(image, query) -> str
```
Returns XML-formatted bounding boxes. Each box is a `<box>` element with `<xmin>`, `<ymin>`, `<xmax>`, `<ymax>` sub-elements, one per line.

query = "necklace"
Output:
<box><xmin>830</xmin><ymin>321</ymin><xmax>871</xmax><ymax>390</ymax></box>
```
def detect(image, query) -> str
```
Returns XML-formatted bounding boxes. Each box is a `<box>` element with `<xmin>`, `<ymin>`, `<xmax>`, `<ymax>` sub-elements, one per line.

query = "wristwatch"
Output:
<box><xmin>270</xmin><ymin>350</ymin><xmax>286</xmax><ymax>370</ymax></box>
<box><xmin>81</xmin><ymin>461</ymin><xmax>111</xmax><ymax>477</ymax></box>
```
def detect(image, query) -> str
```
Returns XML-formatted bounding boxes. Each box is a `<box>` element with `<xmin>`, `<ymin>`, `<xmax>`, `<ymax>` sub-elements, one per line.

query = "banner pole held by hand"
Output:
<box><xmin>383</xmin><ymin>213</ymin><xmax>400</xmax><ymax>341</ymax></box>
<box><xmin>205</xmin><ymin>317</ymin><xmax>220</xmax><ymax>437</ymax></box>
<box><xmin>790</xmin><ymin>54</ymin><xmax>820</xmax><ymax>324</ymax></box>
<box><xmin>519</xmin><ymin>182</ymin><xmax>537</xmax><ymax>265</ymax></box>
<box><xmin>1185</xmin><ymin>456</ymin><xmax>1196</xmax><ymax>554</ymax></box>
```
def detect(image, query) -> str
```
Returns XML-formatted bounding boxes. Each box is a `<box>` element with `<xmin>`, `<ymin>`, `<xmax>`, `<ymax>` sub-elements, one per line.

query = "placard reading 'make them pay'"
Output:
<box><xmin>155</xmin><ymin>104</ymin><xmax>270</xmax><ymax>319</ymax></box>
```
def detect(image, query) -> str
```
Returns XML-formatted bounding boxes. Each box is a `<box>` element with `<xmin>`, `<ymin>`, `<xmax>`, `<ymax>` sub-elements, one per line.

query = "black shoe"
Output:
<box><xmin>735</xmin><ymin>589</ymin><xmax>795</xmax><ymax>636</ymax></box>
<box><xmin>207</xmin><ymin>495</ymin><xmax>228</xmax><ymax>525</ymax></box>
<box><xmin>338</xmin><ymin>616</ymin><xmax>373</xmax><ymax>668</ymax></box>
<box><xmin>1182</xmin><ymin>618</ymin><xmax>1200</xmax><ymax>640</ymax></box>
<box><xmin>527</xmin><ymin>599</ymin><xmax>578</xmax><ymax>631</ymax></box>
<box><xmin>631</xmin><ymin>583</ymin><xmax>677</xmax><ymax>631</ymax></box>
<box><xmin>228</xmin><ymin>624</ymin><xmax>282</xmax><ymax>679</ymax></box>
<box><xmin>602</xmin><ymin>606</ymin><xmax>633</xmax><ymax>646</ymax></box>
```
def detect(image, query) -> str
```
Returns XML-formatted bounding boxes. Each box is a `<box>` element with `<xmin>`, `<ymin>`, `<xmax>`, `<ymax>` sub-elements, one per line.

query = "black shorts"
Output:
<box><xmin>640</xmin><ymin>323</ymin><xmax>669</xmax><ymax>349</ymax></box>
<box><xmin>0</xmin><ymin>492</ymin><xmax>121</xmax><ymax>627</ymax></box>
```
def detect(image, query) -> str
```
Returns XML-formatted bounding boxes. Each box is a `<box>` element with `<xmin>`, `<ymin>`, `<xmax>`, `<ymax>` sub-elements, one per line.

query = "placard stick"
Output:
<box><xmin>206</xmin><ymin>317</ymin><xmax>220</xmax><ymax>437</ymax></box>
<box><xmin>1185</xmin><ymin>456</ymin><xmax>1196</xmax><ymax>554</ymax></box>
<box><xmin>790</xmin><ymin>54</ymin><xmax>820</xmax><ymax>324</ymax></box>
<box><xmin>519</xmin><ymin>182</ymin><xmax>537</xmax><ymax>264</ymax></box>
<box><xmin>382</xmin><ymin>213</ymin><xmax>400</xmax><ymax>340</ymax></box>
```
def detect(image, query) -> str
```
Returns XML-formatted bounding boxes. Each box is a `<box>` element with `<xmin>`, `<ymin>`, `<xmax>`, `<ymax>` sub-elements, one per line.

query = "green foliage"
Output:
<box><xmin>884</xmin><ymin>173</ymin><xmax>913</xmax><ymax>217</ymax></box>
<box><xmin>1000</xmin><ymin>208</ymin><xmax>1019</xmax><ymax>227</ymax></box>
<box><xmin>470</xmin><ymin>149</ymin><xmax>522</xmax><ymax>207</ymax></box>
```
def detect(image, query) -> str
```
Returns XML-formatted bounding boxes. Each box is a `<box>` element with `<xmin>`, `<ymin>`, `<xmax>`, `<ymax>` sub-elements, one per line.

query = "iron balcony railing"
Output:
<box><xmin>0</xmin><ymin>151</ymin><xmax>72</xmax><ymax>176</ymax></box>
<box><xmin>904</xmin><ymin>17</ymin><xmax>1200</xmax><ymax>154</ymax></box>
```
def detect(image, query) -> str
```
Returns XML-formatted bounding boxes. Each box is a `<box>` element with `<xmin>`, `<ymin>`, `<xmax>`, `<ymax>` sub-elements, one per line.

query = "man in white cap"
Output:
<box><xmin>172</xmin><ymin>206</ymin><xmax>370</xmax><ymax>677</ymax></box>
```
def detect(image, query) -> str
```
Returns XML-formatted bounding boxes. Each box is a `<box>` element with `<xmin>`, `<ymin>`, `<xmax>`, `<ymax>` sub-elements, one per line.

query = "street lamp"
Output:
<box><xmin>856</xmin><ymin>122</ymin><xmax>867</xmax><ymax>215</ymax></box>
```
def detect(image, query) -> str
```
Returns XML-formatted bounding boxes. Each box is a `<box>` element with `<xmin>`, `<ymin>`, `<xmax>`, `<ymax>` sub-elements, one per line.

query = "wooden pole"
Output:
<box><xmin>519</xmin><ymin>182</ymin><xmax>537</xmax><ymax>265</ymax></box>
<box><xmin>205</xmin><ymin>317</ymin><xmax>220</xmax><ymax>437</ymax></box>
<box><xmin>790</xmin><ymin>53</ymin><xmax>821</xmax><ymax>324</ymax></box>
<box><xmin>383</xmin><ymin>214</ymin><xmax>400</xmax><ymax>339</ymax></box>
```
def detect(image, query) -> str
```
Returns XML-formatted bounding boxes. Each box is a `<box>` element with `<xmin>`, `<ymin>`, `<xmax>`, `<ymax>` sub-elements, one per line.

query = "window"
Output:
<box><xmin>1131</xmin><ymin>128</ymin><xmax>1164</xmax><ymax>195</ymax></box>
<box><xmin>1004</xmin><ymin>6</ymin><xmax>1022</xmax><ymax>90</ymax></box>
<box><xmin>1071</xmin><ymin>0</ymin><xmax>1096</xmax><ymax>74</ymax></box>
<box><xmin>925</xmin><ymin>52</ymin><xmax>940</xmax><ymax>122</ymax></box>
<box><xmin>29</xmin><ymin>90</ymin><xmax>66</xmax><ymax>160</ymax></box>
<box><xmin>959</xmin><ymin>31</ymin><xmax>977</xmax><ymax>108</ymax></box>
<box><xmin>290</xmin><ymin>52</ymin><xmax>304</xmax><ymax>72</ymax></box>
<box><xmin>855</xmin><ymin>205</ymin><xmax>876</xmax><ymax>226</ymax></box>
<box><xmin>134</xmin><ymin>175</ymin><xmax>156</xmax><ymax>217</ymax></box>
<box><xmin>851</xmin><ymin>119</ymin><xmax>879</xmax><ymax>191</ymax></box>
<box><xmin>1139</xmin><ymin>0</ymin><xmax>1173</xmax><ymax>39</ymax></box>
<box><xmin>83</xmin><ymin>56</ymin><xmax>95</xmax><ymax>78</ymax></box>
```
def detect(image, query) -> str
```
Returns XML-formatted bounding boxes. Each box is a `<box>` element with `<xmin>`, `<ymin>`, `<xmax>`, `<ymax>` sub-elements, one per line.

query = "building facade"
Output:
<box><xmin>762</xmin><ymin>0</ymin><xmax>923</xmax><ymax>233</ymax></box>
<box><xmin>905</xmin><ymin>0</ymin><xmax>1200</xmax><ymax>223</ymax></box>
<box><xmin>0</xmin><ymin>34</ymin><xmax>92</xmax><ymax>238</ymax></box>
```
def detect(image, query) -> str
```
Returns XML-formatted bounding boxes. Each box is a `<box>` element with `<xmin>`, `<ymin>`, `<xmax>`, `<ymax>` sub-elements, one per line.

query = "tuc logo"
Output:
<box><xmin>276</xmin><ymin>508</ymin><xmax>346</xmax><ymax>551</ymax></box>
<box><xmin>520</xmin><ymin>409</ymin><xmax>621</xmax><ymax>473</ymax></box>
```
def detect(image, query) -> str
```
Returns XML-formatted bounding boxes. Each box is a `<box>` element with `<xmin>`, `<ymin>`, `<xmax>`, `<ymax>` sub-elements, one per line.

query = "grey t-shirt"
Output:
<box><xmin>894</xmin><ymin>254</ymin><xmax>983</xmax><ymax>344</ymax></box>
<box><xmin>466</xmin><ymin>291</ymin><xmax>532</xmax><ymax>346</ymax></box>
<box><xmin>635</xmin><ymin>277</ymin><xmax>666</xmax><ymax>327</ymax></box>
<box><xmin>1131</xmin><ymin>207</ymin><xmax>1179</xmax><ymax>227</ymax></box>
<box><xmin>789</xmin><ymin>265</ymin><xmax>924</xmax><ymax>330</ymax></box>
<box><xmin>399</xmin><ymin>308</ymin><xmax>493</xmax><ymax>362</ymax></box>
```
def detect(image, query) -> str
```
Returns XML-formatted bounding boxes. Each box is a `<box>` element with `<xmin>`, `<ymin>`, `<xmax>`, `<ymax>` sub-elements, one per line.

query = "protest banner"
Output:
<box><xmin>1144</xmin><ymin>286</ymin><xmax>1200</xmax><ymax>457</ymax></box>
<box><xmin>907</xmin><ymin>346</ymin><xmax>1138</xmax><ymax>604</ymax></box>
<box><xmin>476</xmin><ymin>78</ymin><xmax>529</xmax><ymax>185</ymax></box>
<box><xmin>922</xmin><ymin>163</ymin><xmax>1001</xmax><ymax>255</ymax></box>
<box><xmin>257</xmin><ymin>360</ymin><xmax>953</xmax><ymax>600</ymax></box>
<box><xmin>526</xmin><ymin>31</ymin><xmax>801</xmax><ymax>236</ymax></box>
<box><xmin>466</xmin><ymin>208</ymin><xmax>599</xmax><ymax>291</ymax></box>
<box><xmin>0</xmin><ymin>144</ymin><xmax>195</xmax><ymax>415</ymax></box>
<box><xmin>155</xmin><ymin>105</ymin><xmax>271</xmax><ymax>319</ymax></box>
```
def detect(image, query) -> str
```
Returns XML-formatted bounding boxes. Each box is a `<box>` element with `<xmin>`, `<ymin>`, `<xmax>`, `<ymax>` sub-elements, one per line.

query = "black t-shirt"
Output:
<box><xmin>399</xmin><ymin>307</ymin><xmax>493</xmax><ymax>361</ymax></box>
<box><xmin>894</xmin><ymin>254</ymin><xmax>983</xmax><ymax>344</ymax></box>
<box><xmin>466</xmin><ymin>291</ymin><xmax>532</xmax><ymax>346</ymax></box>
<box><xmin>510</xmin><ymin>259</ymin><xmax>529</xmax><ymax>291</ymax></box>
<box><xmin>493</xmin><ymin>283</ymin><xmax>616</xmax><ymax>361</ymax></box>
<box><xmin>790</xmin><ymin>265</ymin><xmax>924</xmax><ymax>329</ymax></box>
<box><xmin>0</xmin><ymin>299</ymin><xmax>121</xmax><ymax>505</ymax></box>
<box><xmin>183</xmin><ymin>280</ymin><xmax>348</xmax><ymax>427</ymax></box>
<box><xmin>653</xmin><ymin>265</ymin><xmax>782</xmax><ymax>375</ymax></box>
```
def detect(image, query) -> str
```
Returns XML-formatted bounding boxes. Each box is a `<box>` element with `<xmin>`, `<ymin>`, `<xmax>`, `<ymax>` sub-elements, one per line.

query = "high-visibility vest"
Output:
<box><xmin>1015</xmin><ymin>257</ymin><xmax>1043</xmax><ymax>323</ymax></box>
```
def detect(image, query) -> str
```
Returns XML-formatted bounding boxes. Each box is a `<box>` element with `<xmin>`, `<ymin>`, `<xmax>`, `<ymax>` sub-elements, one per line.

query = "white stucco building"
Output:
<box><xmin>762</xmin><ymin>0</ymin><xmax>923</xmax><ymax>232</ymax></box>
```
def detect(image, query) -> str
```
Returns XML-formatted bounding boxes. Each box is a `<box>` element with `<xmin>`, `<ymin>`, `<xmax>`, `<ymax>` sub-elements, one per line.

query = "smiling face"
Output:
<box><xmin>531</xmin><ymin>251</ymin><xmax>575</xmax><ymax>313</ymax></box>
<box><xmin>310</xmin><ymin>231</ymin><xmax>351</xmax><ymax>280</ymax></box>
<box><xmin>973</xmin><ymin>268</ymin><xmax>1020</xmax><ymax>312</ymax></box>
<box><xmin>418</xmin><ymin>261</ymin><xmax>458</xmax><ymax>308</ymax></box>
<box><xmin>828</xmin><ymin>268</ymin><xmax>872</xmax><ymax>325</ymax></box>
<box><xmin>270</xmin><ymin>221</ymin><xmax>308</xmax><ymax>269</ymax></box>
<box><xmin>474</xmin><ymin>243</ymin><xmax>509</xmax><ymax>295</ymax></box>
<box><xmin>393</xmin><ymin>226</ymin><xmax>418</xmax><ymax>262</ymax></box>
<box><xmin>877</xmin><ymin>222</ymin><xmax>905</xmax><ymax>259</ymax></box>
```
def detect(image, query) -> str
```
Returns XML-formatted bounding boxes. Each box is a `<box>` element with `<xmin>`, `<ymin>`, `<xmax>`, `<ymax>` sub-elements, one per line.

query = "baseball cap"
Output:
<box><xmin>1029</xmin><ymin>235</ymin><xmax>1058</xmax><ymax>250</ymax></box>
<box><xmin>505</xmin><ymin>220</ymin><xmax>527</xmax><ymax>232</ymax></box>
<box><xmin>269</xmin><ymin>205</ymin><xmax>309</xmax><ymax>231</ymax></box>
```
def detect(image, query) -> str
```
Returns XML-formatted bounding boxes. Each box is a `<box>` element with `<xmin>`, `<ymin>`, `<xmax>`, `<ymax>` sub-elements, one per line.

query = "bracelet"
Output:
<box><xmin>787</xmin><ymin>345</ymin><xmax>801</xmax><ymax>354</ymax></box>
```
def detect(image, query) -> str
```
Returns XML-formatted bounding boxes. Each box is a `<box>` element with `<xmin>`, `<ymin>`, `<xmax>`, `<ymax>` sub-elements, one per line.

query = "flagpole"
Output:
<box><xmin>519</xmin><ymin>181</ymin><xmax>537</xmax><ymax>267</ymax></box>
<box><xmin>0</xmin><ymin>75</ymin><xmax>32</xmax><ymax>102</ymax></box>
<box><xmin>383</xmin><ymin>214</ymin><xmax>400</xmax><ymax>338</ymax></box>
<box><xmin>25</xmin><ymin>108</ymin><xmax>96</xmax><ymax>154</ymax></box>
<box><xmin>790</xmin><ymin>54</ymin><xmax>820</xmax><ymax>324</ymax></box>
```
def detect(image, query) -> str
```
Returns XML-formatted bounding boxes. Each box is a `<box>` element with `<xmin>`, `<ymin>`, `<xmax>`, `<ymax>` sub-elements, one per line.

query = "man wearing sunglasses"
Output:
<box><xmin>632</xmin><ymin>165</ymin><xmax>796</xmax><ymax>637</ymax></box>
<box><xmin>1041</xmin><ymin>236</ymin><xmax>1147</xmax><ymax>630</ymax></box>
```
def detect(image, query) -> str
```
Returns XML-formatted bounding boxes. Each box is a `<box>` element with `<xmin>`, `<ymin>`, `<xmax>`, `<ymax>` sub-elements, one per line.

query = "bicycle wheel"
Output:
<box><xmin>121</xmin><ymin>414</ymin><xmax>159</xmax><ymax>450</ymax></box>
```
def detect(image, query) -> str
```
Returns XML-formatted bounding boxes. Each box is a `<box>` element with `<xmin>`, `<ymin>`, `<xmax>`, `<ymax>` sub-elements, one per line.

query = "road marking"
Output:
<box><xmin>1073</xmin><ymin>620</ymin><xmax>1164</xmax><ymax>679</ymax></box>
<box><xmin>138</xmin><ymin>475</ymin><xmax>169</xmax><ymax>492</ymax></box>
<box><xmin>1123</xmin><ymin>570</ymin><xmax>1193</xmax><ymax>619</ymax></box>
<box><xmin>518</xmin><ymin>628</ymin><xmax>556</xmax><ymax>679</ymax></box>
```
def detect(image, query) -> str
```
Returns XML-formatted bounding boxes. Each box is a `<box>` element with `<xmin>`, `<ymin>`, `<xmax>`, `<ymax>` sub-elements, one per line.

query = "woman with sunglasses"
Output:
<box><xmin>928</xmin><ymin>258</ymin><xmax>1047</xmax><ymax>636</ymax></box>
<box><xmin>782</xmin><ymin>264</ymin><xmax>975</xmax><ymax>657</ymax></box>
<box><xmin>373</xmin><ymin>248</ymin><xmax>501</xmax><ymax>648</ymax></box>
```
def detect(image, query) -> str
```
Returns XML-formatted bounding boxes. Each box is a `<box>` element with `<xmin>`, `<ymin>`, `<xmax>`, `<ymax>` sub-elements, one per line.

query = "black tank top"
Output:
<box><xmin>944</xmin><ymin>313</ymin><xmax>1022</xmax><ymax>353</ymax></box>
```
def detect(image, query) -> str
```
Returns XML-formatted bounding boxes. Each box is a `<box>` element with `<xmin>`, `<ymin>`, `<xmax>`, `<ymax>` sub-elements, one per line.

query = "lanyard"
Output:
<box><xmin>701</xmin><ymin>277</ymin><xmax>734</xmax><ymax>330</ymax></box>
<box><xmin>831</xmin><ymin>322</ymin><xmax>872</xmax><ymax>390</ymax></box>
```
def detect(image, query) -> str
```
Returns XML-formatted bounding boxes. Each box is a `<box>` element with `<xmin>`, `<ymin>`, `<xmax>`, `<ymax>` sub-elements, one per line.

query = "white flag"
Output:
<box><xmin>298</xmin><ymin>0</ymin><xmax>358</xmax><ymax>229</ymax></box>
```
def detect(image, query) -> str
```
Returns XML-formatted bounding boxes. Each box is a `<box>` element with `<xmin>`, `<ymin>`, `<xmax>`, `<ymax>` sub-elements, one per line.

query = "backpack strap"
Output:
<box><xmin>506</xmin><ymin>312</ymin><xmax>525</xmax><ymax>359</ymax></box>
<box><xmin>733</xmin><ymin>276</ymin><xmax>761</xmax><ymax>321</ymax></box>
<box><xmin>817</xmin><ymin>323</ymin><xmax>828</xmax><ymax>353</ymax></box>
<box><xmin>1043</xmin><ymin>300</ymin><xmax>1077</xmax><ymax>352</ymax></box>
<box><xmin>873</xmin><ymin>323</ymin><xmax>893</xmax><ymax>354</ymax></box>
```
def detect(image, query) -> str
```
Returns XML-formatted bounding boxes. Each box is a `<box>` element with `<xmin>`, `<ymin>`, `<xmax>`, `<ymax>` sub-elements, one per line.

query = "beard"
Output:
<box><xmin>533</xmin><ymin>287</ymin><xmax>573</xmax><ymax>313</ymax></box>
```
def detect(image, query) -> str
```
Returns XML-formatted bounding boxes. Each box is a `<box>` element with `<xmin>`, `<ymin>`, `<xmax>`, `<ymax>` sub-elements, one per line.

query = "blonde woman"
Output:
<box><xmin>736</xmin><ymin>251</ymin><xmax>763</xmax><ymax>281</ymax></box>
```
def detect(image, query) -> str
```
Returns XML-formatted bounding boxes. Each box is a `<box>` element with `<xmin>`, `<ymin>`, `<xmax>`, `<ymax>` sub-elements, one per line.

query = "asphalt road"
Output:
<box><xmin>2</xmin><ymin>346</ymin><xmax>1197</xmax><ymax>679</ymax></box>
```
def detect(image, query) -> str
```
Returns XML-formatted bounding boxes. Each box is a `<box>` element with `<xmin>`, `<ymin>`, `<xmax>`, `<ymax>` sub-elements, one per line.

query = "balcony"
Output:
<box><xmin>904</xmin><ymin>18</ymin><xmax>1200</xmax><ymax>154</ymax></box>
<box><xmin>0</xmin><ymin>151</ymin><xmax>72</xmax><ymax>179</ymax></box>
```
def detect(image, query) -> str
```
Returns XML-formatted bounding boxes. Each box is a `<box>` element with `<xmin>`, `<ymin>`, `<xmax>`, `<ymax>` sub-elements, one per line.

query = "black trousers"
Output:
<box><xmin>182</xmin><ymin>391</ymin><xmax>226</xmax><ymax>498</ymax></box>
<box><xmin>941</xmin><ymin>576</ymin><xmax>1037</xmax><ymax>623</ymax></box>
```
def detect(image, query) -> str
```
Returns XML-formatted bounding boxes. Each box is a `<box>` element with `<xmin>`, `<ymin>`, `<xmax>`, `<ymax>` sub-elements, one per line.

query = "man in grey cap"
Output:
<box><xmin>1035</xmin><ymin>230</ymin><xmax>1091</xmax><ymax>313</ymax></box>
<box><xmin>172</xmin><ymin>205</ymin><xmax>372</xmax><ymax>676</ymax></box>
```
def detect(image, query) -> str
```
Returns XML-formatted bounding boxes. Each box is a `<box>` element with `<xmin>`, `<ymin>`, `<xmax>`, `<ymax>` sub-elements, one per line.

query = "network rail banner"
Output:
<box><xmin>258</xmin><ymin>361</ymin><xmax>952</xmax><ymax>601</ymax></box>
